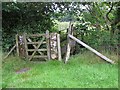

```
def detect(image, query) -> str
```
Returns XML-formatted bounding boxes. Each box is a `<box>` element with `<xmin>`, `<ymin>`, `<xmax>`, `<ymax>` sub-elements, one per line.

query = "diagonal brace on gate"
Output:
<box><xmin>27</xmin><ymin>37</ymin><xmax>45</xmax><ymax>56</ymax></box>
<box><xmin>29</xmin><ymin>37</ymin><xmax>45</xmax><ymax>61</ymax></box>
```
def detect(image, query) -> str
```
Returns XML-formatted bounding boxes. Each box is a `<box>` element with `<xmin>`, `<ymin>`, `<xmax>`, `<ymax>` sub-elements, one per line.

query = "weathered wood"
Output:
<box><xmin>28</xmin><ymin>55</ymin><xmax>47</xmax><ymax>58</ymax></box>
<box><xmin>27</xmin><ymin>38</ymin><xmax>44</xmax><ymax>56</ymax></box>
<box><xmin>27</xmin><ymin>42</ymin><xmax>46</xmax><ymax>44</ymax></box>
<box><xmin>46</xmin><ymin>30</ymin><xmax>51</xmax><ymax>60</ymax></box>
<box><xmin>18</xmin><ymin>35</ymin><xmax>26</xmax><ymax>57</ymax></box>
<box><xmin>65</xmin><ymin>41</ymin><xmax>71</xmax><ymax>63</ymax></box>
<box><xmin>50</xmin><ymin>33</ymin><xmax>58</xmax><ymax>59</ymax></box>
<box><xmin>27</xmin><ymin>34</ymin><xmax>45</xmax><ymax>37</ymax></box>
<box><xmin>57</xmin><ymin>33</ymin><xmax>62</xmax><ymax>61</ymax></box>
<box><xmin>27</xmin><ymin>49</ymin><xmax>47</xmax><ymax>51</ymax></box>
<box><xmin>69</xmin><ymin>34</ymin><xmax>114</xmax><ymax>64</ymax></box>
<box><xmin>16</xmin><ymin>34</ymin><xmax>19</xmax><ymax>56</ymax></box>
<box><xmin>29</xmin><ymin>37</ymin><xmax>45</xmax><ymax>61</ymax></box>
<box><xmin>27</xmin><ymin>37</ymin><xmax>47</xmax><ymax>60</ymax></box>
<box><xmin>4</xmin><ymin>44</ymin><xmax>16</xmax><ymax>59</ymax></box>
<box><xmin>23</xmin><ymin>33</ymin><xmax>28</xmax><ymax>59</ymax></box>
<box><xmin>70</xmin><ymin>24</ymin><xmax>75</xmax><ymax>55</ymax></box>
<box><xmin>65</xmin><ymin>22</ymin><xmax>72</xmax><ymax>63</ymax></box>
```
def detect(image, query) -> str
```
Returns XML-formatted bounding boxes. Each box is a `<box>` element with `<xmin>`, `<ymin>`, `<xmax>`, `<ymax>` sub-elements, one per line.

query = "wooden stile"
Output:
<box><xmin>68</xmin><ymin>34</ymin><xmax>114</xmax><ymax>64</ymax></box>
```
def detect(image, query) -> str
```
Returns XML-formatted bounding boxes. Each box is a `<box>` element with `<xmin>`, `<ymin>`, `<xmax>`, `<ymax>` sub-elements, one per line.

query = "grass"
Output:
<box><xmin>2</xmin><ymin>51</ymin><xmax>118</xmax><ymax>88</ymax></box>
<box><xmin>0</xmin><ymin>50</ymin><xmax>2</xmax><ymax>89</ymax></box>
<box><xmin>55</xmin><ymin>20</ymin><xmax>69</xmax><ymax>31</ymax></box>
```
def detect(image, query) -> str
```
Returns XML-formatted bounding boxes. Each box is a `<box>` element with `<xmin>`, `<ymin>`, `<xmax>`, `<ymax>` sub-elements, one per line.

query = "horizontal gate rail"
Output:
<box><xmin>28</xmin><ymin>55</ymin><xmax>48</xmax><ymax>58</ymax></box>
<box><xmin>27</xmin><ymin>49</ymin><xmax>47</xmax><ymax>51</ymax></box>
<box><xmin>27</xmin><ymin>42</ymin><xmax>46</xmax><ymax>44</ymax></box>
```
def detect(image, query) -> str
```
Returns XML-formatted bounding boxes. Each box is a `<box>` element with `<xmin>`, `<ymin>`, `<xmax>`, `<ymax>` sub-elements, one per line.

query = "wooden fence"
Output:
<box><xmin>4</xmin><ymin>23</ymin><xmax>114</xmax><ymax>64</ymax></box>
<box><xmin>4</xmin><ymin>30</ymin><xmax>61</xmax><ymax>61</ymax></box>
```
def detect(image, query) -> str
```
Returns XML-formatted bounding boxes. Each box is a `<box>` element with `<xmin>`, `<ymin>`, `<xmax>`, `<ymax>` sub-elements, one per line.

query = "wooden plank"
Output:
<box><xmin>46</xmin><ymin>30</ymin><xmax>51</xmax><ymax>60</ymax></box>
<box><xmin>65</xmin><ymin>22</ymin><xmax>72</xmax><ymax>63</ymax></box>
<box><xmin>23</xmin><ymin>33</ymin><xmax>28</xmax><ymax>59</ymax></box>
<box><xmin>29</xmin><ymin>37</ymin><xmax>45</xmax><ymax>61</ymax></box>
<box><xmin>68</xmin><ymin>34</ymin><xmax>114</xmax><ymax>64</ymax></box>
<box><xmin>28</xmin><ymin>55</ymin><xmax>47</xmax><ymax>58</ymax></box>
<box><xmin>4</xmin><ymin>44</ymin><xmax>16</xmax><ymax>59</ymax></box>
<box><xmin>27</xmin><ymin>42</ymin><xmax>46</xmax><ymax>44</ymax></box>
<box><xmin>27</xmin><ymin>34</ymin><xmax>45</xmax><ymax>37</ymax></box>
<box><xmin>57</xmin><ymin>33</ymin><xmax>62</xmax><ymax>61</ymax></box>
<box><xmin>16</xmin><ymin>34</ymin><xmax>19</xmax><ymax>56</ymax></box>
<box><xmin>27</xmin><ymin>49</ymin><xmax>47</xmax><ymax>51</ymax></box>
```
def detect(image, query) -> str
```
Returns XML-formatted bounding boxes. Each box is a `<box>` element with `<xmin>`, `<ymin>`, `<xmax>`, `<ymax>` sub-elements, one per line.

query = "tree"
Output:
<box><xmin>2</xmin><ymin>2</ymin><xmax>55</xmax><ymax>51</ymax></box>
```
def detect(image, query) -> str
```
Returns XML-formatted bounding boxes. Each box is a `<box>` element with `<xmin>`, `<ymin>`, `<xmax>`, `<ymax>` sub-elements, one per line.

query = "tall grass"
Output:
<box><xmin>2</xmin><ymin>51</ymin><xmax>118</xmax><ymax>88</ymax></box>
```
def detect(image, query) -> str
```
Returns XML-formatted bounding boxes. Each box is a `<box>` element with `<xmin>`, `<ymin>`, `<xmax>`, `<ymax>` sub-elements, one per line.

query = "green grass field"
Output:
<box><xmin>2</xmin><ymin>51</ymin><xmax>118</xmax><ymax>88</ymax></box>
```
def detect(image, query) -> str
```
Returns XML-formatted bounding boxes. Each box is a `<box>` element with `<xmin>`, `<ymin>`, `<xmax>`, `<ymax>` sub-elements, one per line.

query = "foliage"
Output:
<box><xmin>2</xmin><ymin>51</ymin><xmax>118</xmax><ymax>88</ymax></box>
<box><xmin>73</xmin><ymin>2</ymin><xmax>118</xmax><ymax>52</ymax></box>
<box><xmin>2</xmin><ymin>2</ymin><xmax>119</xmax><ymax>53</ymax></box>
<box><xmin>2</xmin><ymin>2</ymin><xmax>76</xmax><ymax>51</ymax></box>
<box><xmin>75</xmin><ymin>18</ymin><xmax>117</xmax><ymax>51</ymax></box>
<box><xmin>2</xmin><ymin>2</ymin><xmax>56</xmax><ymax>51</ymax></box>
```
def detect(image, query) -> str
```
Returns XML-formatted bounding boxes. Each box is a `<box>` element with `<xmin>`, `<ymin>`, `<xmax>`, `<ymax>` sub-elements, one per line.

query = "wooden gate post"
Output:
<box><xmin>65</xmin><ymin>22</ymin><xmax>73</xmax><ymax>63</ymax></box>
<box><xmin>46</xmin><ymin>30</ymin><xmax>51</xmax><ymax>60</ymax></box>
<box><xmin>16</xmin><ymin>34</ymin><xmax>19</xmax><ymax>56</ymax></box>
<box><xmin>23</xmin><ymin>33</ymin><xmax>28</xmax><ymax>59</ymax></box>
<box><xmin>57</xmin><ymin>33</ymin><xmax>62</xmax><ymax>61</ymax></box>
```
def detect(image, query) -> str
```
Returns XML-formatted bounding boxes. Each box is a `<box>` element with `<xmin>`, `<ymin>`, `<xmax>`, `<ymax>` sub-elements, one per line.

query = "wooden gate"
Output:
<box><xmin>16</xmin><ymin>31</ymin><xmax>50</xmax><ymax>61</ymax></box>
